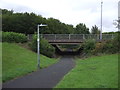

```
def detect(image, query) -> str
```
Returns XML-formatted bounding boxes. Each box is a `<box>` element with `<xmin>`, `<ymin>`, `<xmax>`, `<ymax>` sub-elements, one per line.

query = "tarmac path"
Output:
<box><xmin>3</xmin><ymin>55</ymin><xmax>75</xmax><ymax>88</ymax></box>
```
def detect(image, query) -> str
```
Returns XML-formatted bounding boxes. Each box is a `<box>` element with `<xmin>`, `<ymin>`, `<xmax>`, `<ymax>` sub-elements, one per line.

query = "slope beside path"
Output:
<box><xmin>3</xmin><ymin>55</ymin><xmax>75</xmax><ymax>88</ymax></box>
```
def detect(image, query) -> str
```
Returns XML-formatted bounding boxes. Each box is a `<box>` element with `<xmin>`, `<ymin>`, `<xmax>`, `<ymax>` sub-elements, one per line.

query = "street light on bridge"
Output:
<box><xmin>37</xmin><ymin>24</ymin><xmax>47</xmax><ymax>69</ymax></box>
<box><xmin>100</xmin><ymin>1</ymin><xmax>103</xmax><ymax>41</ymax></box>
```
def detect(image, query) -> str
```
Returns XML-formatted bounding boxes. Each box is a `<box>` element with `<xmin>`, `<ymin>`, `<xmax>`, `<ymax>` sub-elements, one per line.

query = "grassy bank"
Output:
<box><xmin>55</xmin><ymin>54</ymin><xmax>118</xmax><ymax>88</ymax></box>
<box><xmin>0</xmin><ymin>43</ymin><xmax>2</xmax><ymax>83</ymax></box>
<box><xmin>2</xmin><ymin>42</ymin><xmax>58</xmax><ymax>82</ymax></box>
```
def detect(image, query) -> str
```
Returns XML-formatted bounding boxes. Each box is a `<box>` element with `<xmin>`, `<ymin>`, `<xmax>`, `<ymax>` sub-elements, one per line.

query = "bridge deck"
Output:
<box><xmin>41</xmin><ymin>34</ymin><xmax>115</xmax><ymax>44</ymax></box>
<box><xmin>27</xmin><ymin>34</ymin><xmax>115</xmax><ymax>44</ymax></box>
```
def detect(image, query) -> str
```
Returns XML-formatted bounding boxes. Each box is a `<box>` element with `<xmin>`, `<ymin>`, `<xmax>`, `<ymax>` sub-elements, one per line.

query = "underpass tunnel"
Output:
<box><xmin>52</xmin><ymin>44</ymin><xmax>83</xmax><ymax>55</ymax></box>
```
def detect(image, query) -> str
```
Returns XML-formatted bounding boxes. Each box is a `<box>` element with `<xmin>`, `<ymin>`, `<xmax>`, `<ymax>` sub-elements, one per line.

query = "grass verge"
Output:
<box><xmin>0</xmin><ymin>43</ymin><xmax>2</xmax><ymax>83</ymax></box>
<box><xmin>55</xmin><ymin>54</ymin><xmax>118</xmax><ymax>88</ymax></box>
<box><xmin>2</xmin><ymin>42</ymin><xmax>58</xmax><ymax>82</ymax></box>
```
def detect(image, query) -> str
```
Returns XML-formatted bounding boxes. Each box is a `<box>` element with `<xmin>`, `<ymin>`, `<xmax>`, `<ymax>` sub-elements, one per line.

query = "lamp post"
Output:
<box><xmin>37</xmin><ymin>24</ymin><xmax>47</xmax><ymax>69</ymax></box>
<box><xmin>100</xmin><ymin>1</ymin><xmax>103</xmax><ymax>41</ymax></box>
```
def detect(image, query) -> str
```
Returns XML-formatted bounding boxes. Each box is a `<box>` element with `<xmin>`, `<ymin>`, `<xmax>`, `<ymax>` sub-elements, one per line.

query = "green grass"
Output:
<box><xmin>0</xmin><ymin>43</ymin><xmax>2</xmax><ymax>83</ymax></box>
<box><xmin>2</xmin><ymin>42</ymin><xmax>58</xmax><ymax>82</ymax></box>
<box><xmin>55</xmin><ymin>54</ymin><xmax>118</xmax><ymax>88</ymax></box>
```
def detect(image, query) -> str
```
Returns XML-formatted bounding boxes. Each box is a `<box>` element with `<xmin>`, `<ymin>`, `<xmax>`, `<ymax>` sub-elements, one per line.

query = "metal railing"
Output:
<box><xmin>27</xmin><ymin>34</ymin><xmax>116</xmax><ymax>42</ymax></box>
<box><xmin>41</xmin><ymin>34</ymin><xmax>115</xmax><ymax>42</ymax></box>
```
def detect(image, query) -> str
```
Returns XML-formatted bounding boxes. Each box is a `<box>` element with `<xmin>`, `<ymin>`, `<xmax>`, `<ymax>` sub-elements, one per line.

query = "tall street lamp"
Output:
<box><xmin>100</xmin><ymin>1</ymin><xmax>103</xmax><ymax>41</ymax></box>
<box><xmin>37</xmin><ymin>24</ymin><xmax>47</xmax><ymax>69</ymax></box>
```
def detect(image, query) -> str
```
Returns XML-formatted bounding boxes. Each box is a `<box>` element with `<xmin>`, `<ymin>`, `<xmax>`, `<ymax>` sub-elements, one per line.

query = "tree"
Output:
<box><xmin>75</xmin><ymin>23</ymin><xmax>90</xmax><ymax>34</ymax></box>
<box><xmin>46</xmin><ymin>18</ymin><xmax>74</xmax><ymax>34</ymax></box>
<box><xmin>1</xmin><ymin>9</ymin><xmax>77</xmax><ymax>34</ymax></box>
<box><xmin>91</xmin><ymin>25</ymin><xmax>100</xmax><ymax>34</ymax></box>
<box><xmin>2</xmin><ymin>9</ymin><xmax>13</xmax><ymax>15</ymax></box>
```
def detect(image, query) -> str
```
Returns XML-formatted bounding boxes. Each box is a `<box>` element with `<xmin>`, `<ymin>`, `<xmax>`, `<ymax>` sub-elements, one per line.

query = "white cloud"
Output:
<box><xmin>0</xmin><ymin>0</ymin><xmax>119</xmax><ymax>32</ymax></box>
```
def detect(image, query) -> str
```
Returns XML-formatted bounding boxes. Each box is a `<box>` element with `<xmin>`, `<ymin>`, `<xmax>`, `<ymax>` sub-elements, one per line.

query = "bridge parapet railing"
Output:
<box><xmin>42</xmin><ymin>34</ymin><xmax>70</xmax><ymax>41</ymax></box>
<box><xmin>70</xmin><ymin>34</ymin><xmax>84</xmax><ymax>40</ymax></box>
<box><xmin>56</xmin><ymin>34</ymin><xmax>69</xmax><ymax>40</ymax></box>
<box><xmin>84</xmin><ymin>34</ymin><xmax>99</xmax><ymax>40</ymax></box>
<box><xmin>42</xmin><ymin>34</ymin><xmax>55</xmax><ymax>40</ymax></box>
<box><xmin>102</xmin><ymin>34</ymin><xmax>115</xmax><ymax>40</ymax></box>
<box><xmin>42</xmin><ymin>34</ymin><xmax>116</xmax><ymax>42</ymax></box>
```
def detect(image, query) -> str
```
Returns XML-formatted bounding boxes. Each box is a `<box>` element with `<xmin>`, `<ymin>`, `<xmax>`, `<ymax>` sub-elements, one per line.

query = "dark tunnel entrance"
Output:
<box><xmin>52</xmin><ymin>44</ymin><xmax>83</xmax><ymax>55</ymax></box>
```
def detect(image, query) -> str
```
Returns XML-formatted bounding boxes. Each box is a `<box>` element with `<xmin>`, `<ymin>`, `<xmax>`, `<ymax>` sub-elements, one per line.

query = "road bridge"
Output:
<box><xmin>41</xmin><ymin>34</ymin><xmax>115</xmax><ymax>44</ymax></box>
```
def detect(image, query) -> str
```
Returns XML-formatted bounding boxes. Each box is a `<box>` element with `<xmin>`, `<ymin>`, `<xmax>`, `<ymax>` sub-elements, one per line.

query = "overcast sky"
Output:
<box><xmin>0</xmin><ymin>0</ymin><xmax>119</xmax><ymax>32</ymax></box>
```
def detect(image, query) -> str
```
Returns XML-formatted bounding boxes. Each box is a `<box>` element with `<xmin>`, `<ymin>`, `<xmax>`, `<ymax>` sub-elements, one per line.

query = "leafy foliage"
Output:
<box><xmin>82</xmin><ymin>39</ymin><xmax>96</xmax><ymax>54</ymax></box>
<box><xmin>102</xmin><ymin>40</ymin><xmax>115</xmax><ymax>53</ymax></box>
<box><xmin>103</xmin><ymin>31</ymin><xmax>120</xmax><ymax>34</ymax></box>
<box><xmin>2</xmin><ymin>9</ymin><xmax>76</xmax><ymax>34</ymax></box>
<box><xmin>29</xmin><ymin>34</ymin><xmax>55</xmax><ymax>57</ymax></box>
<box><xmin>92</xmin><ymin>42</ymin><xmax>105</xmax><ymax>54</ymax></box>
<box><xmin>110</xmin><ymin>34</ymin><xmax>120</xmax><ymax>53</ymax></box>
<box><xmin>74</xmin><ymin>23</ymin><xmax>90</xmax><ymax>34</ymax></box>
<box><xmin>2</xmin><ymin>9</ymin><xmax>92</xmax><ymax>34</ymax></box>
<box><xmin>81</xmin><ymin>34</ymin><xmax>119</xmax><ymax>55</ymax></box>
<box><xmin>91</xmin><ymin>25</ymin><xmax>100</xmax><ymax>34</ymax></box>
<box><xmin>2</xmin><ymin>31</ymin><xmax>27</xmax><ymax>43</ymax></box>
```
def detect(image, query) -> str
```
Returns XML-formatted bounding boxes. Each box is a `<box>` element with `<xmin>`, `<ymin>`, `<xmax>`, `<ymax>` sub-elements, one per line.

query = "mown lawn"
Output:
<box><xmin>2</xmin><ymin>42</ymin><xmax>58</xmax><ymax>82</ymax></box>
<box><xmin>55</xmin><ymin>54</ymin><xmax>118</xmax><ymax>88</ymax></box>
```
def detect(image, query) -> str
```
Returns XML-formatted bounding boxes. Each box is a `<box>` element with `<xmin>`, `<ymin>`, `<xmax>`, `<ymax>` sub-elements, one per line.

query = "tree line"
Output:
<box><xmin>2</xmin><ymin>8</ymin><xmax>118</xmax><ymax>35</ymax></box>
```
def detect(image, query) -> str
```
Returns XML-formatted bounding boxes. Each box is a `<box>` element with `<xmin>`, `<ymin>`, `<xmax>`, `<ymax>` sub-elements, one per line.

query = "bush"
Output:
<box><xmin>2</xmin><ymin>31</ymin><xmax>27</xmax><ymax>43</ymax></box>
<box><xmin>102</xmin><ymin>40</ymin><xmax>114</xmax><ymax>53</ymax></box>
<box><xmin>0</xmin><ymin>31</ymin><xmax>2</xmax><ymax>42</ymax></box>
<box><xmin>80</xmin><ymin>34</ymin><xmax>119</xmax><ymax>55</ymax></box>
<box><xmin>92</xmin><ymin>42</ymin><xmax>105</xmax><ymax>55</ymax></box>
<box><xmin>112</xmin><ymin>34</ymin><xmax>120</xmax><ymax>53</ymax></box>
<box><xmin>93</xmin><ymin>34</ymin><xmax>119</xmax><ymax>54</ymax></box>
<box><xmin>30</xmin><ymin>34</ymin><xmax>55</xmax><ymax>58</ymax></box>
<box><xmin>82</xmin><ymin>39</ymin><xmax>96</xmax><ymax>54</ymax></box>
<box><xmin>101</xmin><ymin>34</ymin><xmax>119</xmax><ymax>54</ymax></box>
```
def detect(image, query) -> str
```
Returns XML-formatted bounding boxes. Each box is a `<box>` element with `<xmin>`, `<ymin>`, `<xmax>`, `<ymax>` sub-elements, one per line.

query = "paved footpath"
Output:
<box><xmin>3</xmin><ymin>55</ymin><xmax>75</xmax><ymax>88</ymax></box>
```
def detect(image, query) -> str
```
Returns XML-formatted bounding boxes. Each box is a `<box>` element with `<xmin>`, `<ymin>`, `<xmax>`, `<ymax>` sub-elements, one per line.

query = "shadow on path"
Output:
<box><xmin>3</xmin><ymin>55</ymin><xmax>75</xmax><ymax>88</ymax></box>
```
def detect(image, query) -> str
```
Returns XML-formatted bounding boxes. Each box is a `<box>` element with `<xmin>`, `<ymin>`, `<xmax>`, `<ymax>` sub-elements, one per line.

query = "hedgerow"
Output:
<box><xmin>2</xmin><ymin>31</ymin><xmax>27</xmax><ymax>43</ymax></box>
<box><xmin>81</xmin><ymin>34</ymin><xmax>119</xmax><ymax>55</ymax></box>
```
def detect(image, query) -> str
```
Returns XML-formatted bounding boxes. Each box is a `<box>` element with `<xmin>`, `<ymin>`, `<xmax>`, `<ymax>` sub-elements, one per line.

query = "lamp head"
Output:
<box><xmin>38</xmin><ymin>24</ymin><xmax>47</xmax><ymax>27</ymax></box>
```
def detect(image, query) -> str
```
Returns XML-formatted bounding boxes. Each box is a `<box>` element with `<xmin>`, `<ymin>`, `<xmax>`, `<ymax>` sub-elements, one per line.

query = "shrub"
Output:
<box><xmin>102</xmin><ymin>40</ymin><xmax>114</xmax><ymax>53</ymax></box>
<box><xmin>82</xmin><ymin>39</ymin><xmax>96</xmax><ymax>54</ymax></box>
<box><xmin>112</xmin><ymin>34</ymin><xmax>120</xmax><ymax>53</ymax></box>
<box><xmin>92</xmin><ymin>42</ymin><xmax>105</xmax><ymax>55</ymax></box>
<box><xmin>29</xmin><ymin>34</ymin><xmax>55</xmax><ymax>58</ymax></box>
<box><xmin>101</xmin><ymin>34</ymin><xmax>119</xmax><ymax>54</ymax></box>
<box><xmin>2</xmin><ymin>31</ymin><xmax>27</xmax><ymax>43</ymax></box>
<box><xmin>93</xmin><ymin>34</ymin><xmax>119</xmax><ymax>54</ymax></box>
<box><xmin>80</xmin><ymin>34</ymin><xmax>119</xmax><ymax>55</ymax></box>
<box><xmin>29</xmin><ymin>35</ymin><xmax>37</xmax><ymax>52</ymax></box>
<box><xmin>0</xmin><ymin>31</ymin><xmax>2</xmax><ymax>42</ymax></box>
